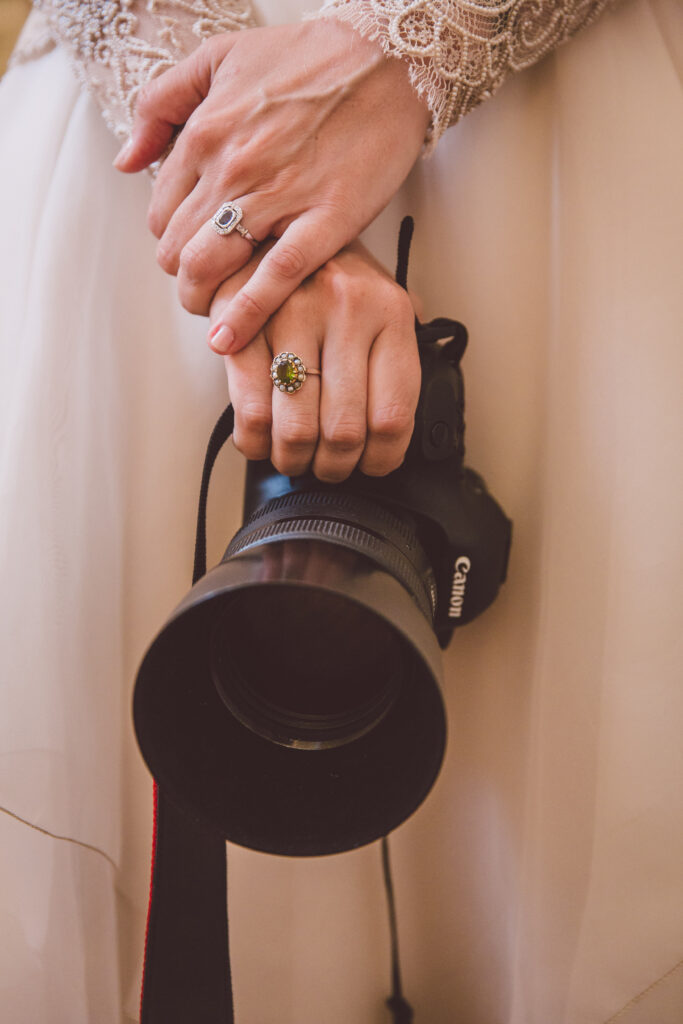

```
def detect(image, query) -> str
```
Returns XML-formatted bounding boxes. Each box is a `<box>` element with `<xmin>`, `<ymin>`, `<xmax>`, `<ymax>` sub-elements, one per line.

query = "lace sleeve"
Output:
<box><xmin>21</xmin><ymin>1</ymin><xmax>258</xmax><ymax>143</ymax></box>
<box><xmin>311</xmin><ymin>0</ymin><xmax>618</xmax><ymax>145</ymax></box>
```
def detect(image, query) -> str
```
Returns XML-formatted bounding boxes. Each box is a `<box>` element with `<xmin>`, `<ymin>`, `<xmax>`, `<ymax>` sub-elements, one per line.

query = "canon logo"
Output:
<box><xmin>448</xmin><ymin>556</ymin><xmax>471</xmax><ymax>618</ymax></box>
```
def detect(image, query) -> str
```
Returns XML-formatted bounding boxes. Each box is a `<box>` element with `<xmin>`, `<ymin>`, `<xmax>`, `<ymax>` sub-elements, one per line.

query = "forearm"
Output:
<box><xmin>25</xmin><ymin>1</ymin><xmax>258</xmax><ymax>142</ymax></box>
<box><xmin>312</xmin><ymin>0</ymin><xmax>618</xmax><ymax>145</ymax></box>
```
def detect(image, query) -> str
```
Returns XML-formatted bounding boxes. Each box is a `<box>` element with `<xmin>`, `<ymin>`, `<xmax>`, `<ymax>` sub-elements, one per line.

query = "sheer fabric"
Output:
<box><xmin>312</xmin><ymin>0</ymin><xmax>618</xmax><ymax>141</ymax></box>
<box><xmin>13</xmin><ymin>1</ymin><xmax>258</xmax><ymax>139</ymax></box>
<box><xmin>15</xmin><ymin>0</ymin><xmax>617</xmax><ymax>144</ymax></box>
<box><xmin>1</xmin><ymin>0</ymin><xmax>682</xmax><ymax>1022</ymax></box>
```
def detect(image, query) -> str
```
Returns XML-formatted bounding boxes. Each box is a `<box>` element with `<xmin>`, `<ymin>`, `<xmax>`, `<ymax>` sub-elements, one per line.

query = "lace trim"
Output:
<box><xmin>22</xmin><ymin>1</ymin><xmax>258</xmax><ymax>142</ymax></box>
<box><xmin>312</xmin><ymin>0</ymin><xmax>617</xmax><ymax>145</ymax></box>
<box><xmin>11</xmin><ymin>0</ymin><xmax>617</xmax><ymax>152</ymax></box>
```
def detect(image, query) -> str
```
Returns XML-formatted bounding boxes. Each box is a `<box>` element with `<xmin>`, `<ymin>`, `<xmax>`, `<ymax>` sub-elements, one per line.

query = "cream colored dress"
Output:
<box><xmin>0</xmin><ymin>1</ymin><xmax>681</xmax><ymax>1022</ymax></box>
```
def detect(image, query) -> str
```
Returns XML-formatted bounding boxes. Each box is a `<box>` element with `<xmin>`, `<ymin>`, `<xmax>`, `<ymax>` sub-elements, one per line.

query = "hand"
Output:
<box><xmin>212</xmin><ymin>240</ymin><xmax>420</xmax><ymax>482</ymax></box>
<box><xmin>114</xmin><ymin>21</ymin><xmax>429</xmax><ymax>354</ymax></box>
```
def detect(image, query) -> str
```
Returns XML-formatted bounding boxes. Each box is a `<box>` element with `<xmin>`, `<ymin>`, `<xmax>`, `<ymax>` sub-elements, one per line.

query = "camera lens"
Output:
<box><xmin>134</xmin><ymin>491</ymin><xmax>447</xmax><ymax>855</ymax></box>
<box><xmin>210</xmin><ymin>571</ymin><xmax>405</xmax><ymax>750</ymax></box>
<box><xmin>207</xmin><ymin>492</ymin><xmax>436</xmax><ymax>752</ymax></box>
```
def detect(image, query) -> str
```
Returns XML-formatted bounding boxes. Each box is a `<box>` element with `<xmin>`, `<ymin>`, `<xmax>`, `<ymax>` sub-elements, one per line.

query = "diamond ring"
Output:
<box><xmin>211</xmin><ymin>202</ymin><xmax>259</xmax><ymax>246</ymax></box>
<box><xmin>270</xmin><ymin>352</ymin><xmax>321</xmax><ymax>394</ymax></box>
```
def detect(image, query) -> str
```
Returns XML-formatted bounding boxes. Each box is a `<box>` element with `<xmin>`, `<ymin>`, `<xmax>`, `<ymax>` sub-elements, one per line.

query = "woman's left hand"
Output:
<box><xmin>114</xmin><ymin>21</ymin><xmax>429</xmax><ymax>354</ymax></box>
<box><xmin>211</xmin><ymin>240</ymin><xmax>420</xmax><ymax>482</ymax></box>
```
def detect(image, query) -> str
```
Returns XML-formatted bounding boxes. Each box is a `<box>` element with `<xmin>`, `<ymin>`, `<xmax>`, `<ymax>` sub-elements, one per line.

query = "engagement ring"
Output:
<box><xmin>212</xmin><ymin>202</ymin><xmax>259</xmax><ymax>245</ymax></box>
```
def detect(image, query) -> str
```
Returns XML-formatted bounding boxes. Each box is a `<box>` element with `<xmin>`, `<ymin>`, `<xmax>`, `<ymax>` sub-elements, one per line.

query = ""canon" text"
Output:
<box><xmin>448</xmin><ymin>556</ymin><xmax>471</xmax><ymax>618</ymax></box>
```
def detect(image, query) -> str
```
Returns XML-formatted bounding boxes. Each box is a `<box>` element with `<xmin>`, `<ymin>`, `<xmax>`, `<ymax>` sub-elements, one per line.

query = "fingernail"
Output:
<box><xmin>113</xmin><ymin>138</ymin><xmax>133</xmax><ymax>169</ymax></box>
<box><xmin>208</xmin><ymin>323</ymin><xmax>234</xmax><ymax>353</ymax></box>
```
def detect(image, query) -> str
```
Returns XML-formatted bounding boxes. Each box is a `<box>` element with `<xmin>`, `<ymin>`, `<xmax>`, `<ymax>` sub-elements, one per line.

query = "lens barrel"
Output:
<box><xmin>209</xmin><ymin>491</ymin><xmax>436</xmax><ymax>751</ymax></box>
<box><xmin>133</xmin><ymin>490</ymin><xmax>446</xmax><ymax>856</ymax></box>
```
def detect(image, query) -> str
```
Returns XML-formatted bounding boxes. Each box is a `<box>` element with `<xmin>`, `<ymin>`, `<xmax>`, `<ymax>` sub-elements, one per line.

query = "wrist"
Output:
<box><xmin>308</xmin><ymin>4</ymin><xmax>432</xmax><ymax>144</ymax></box>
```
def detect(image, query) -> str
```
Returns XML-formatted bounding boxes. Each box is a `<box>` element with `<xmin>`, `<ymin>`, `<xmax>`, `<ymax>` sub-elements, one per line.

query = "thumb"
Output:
<box><xmin>113</xmin><ymin>35</ymin><xmax>235</xmax><ymax>172</ymax></box>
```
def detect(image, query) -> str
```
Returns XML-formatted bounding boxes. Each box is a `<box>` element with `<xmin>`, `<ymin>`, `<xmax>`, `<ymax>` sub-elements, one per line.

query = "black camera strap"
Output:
<box><xmin>140</xmin><ymin>406</ymin><xmax>236</xmax><ymax>1024</ymax></box>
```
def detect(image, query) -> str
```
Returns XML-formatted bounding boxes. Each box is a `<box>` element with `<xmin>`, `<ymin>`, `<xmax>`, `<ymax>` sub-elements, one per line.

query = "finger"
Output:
<box><xmin>359</xmin><ymin>322</ymin><xmax>420</xmax><ymax>477</ymax></box>
<box><xmin>208</xmin><ymin>243</ymin><xmax>276</xmax><ymax>349</ymax></box>
<box><xmin>113</xmin><ymin>37</ymin><xmax>235</xmax><ymax>172</ymax></box>
<box><xmin>210</xmin><ymin>209</ymin><xmax>349</xmax><ymax>354</ymax></box>
<box><xmin>175</xmin><ymin>201</ymin><xmax>271</xmax><ymax>314</ymax></box>
<box><xmin>312</xmin><ymin>323</ymin><xmax>371</xmax><ymax>483</ymax></box>
<box><xmin>269</xmin><ymin>338</ymin><xmax>322</xmax><ymax>479</ymax></box>
<box><xmin>224</xmin><ymin>333</ymin><xmax>273</xmax><ymax>462</ymax></box>
<box><xmin>146</xmin><ymin>153</ymin><xmax>199</xmax><ymax>242</ymax></box>
<box><xmin>147</xmin><ymin>119</ymin><xmax>260</xmax><ymax>242</ymax></box>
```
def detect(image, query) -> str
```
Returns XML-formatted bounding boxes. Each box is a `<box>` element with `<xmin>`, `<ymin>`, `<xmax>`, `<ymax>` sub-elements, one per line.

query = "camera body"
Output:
<box><xmin>134</xmin><ymin>319</ymin><xmax>512</xmax><ymax>855</ymax></box>
<box><xmin>239</xmin><ymin>323</ymin><xmax>512</xmax><ymax>649</ymax></box>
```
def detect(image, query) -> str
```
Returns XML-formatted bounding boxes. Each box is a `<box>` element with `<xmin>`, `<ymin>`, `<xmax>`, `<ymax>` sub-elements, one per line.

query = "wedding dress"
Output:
<box><xmin>0</xmin><ymin>1</ymin><xmax>681</xmax><ymax>1022</ymax></box>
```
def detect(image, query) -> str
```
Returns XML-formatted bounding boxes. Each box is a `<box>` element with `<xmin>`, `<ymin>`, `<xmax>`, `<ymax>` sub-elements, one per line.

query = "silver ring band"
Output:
<box><xmin>212</xmin><ymin>202</ymin><xmax>259</xmax><ymax>246</ymax></box>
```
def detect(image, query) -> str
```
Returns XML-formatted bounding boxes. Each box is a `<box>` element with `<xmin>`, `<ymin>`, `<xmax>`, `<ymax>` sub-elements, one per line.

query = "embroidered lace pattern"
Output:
<box><xmin>11</xmin><ymin>0</ymin><xmax>617</xmax><ymax>148</ymax></box>
<box><xmin>312</xmin><ymin>0</ymin><xmax>617</xmax><ymax>143</ymax></box>
<box><xmin>13</xmin><ymin>1</ymin><xmax>258</xmax><ymax>141</ymax></box>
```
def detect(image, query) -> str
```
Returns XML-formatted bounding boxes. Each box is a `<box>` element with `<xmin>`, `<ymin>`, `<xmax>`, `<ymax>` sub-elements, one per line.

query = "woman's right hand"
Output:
<box><xmin>115</xmin><ymin>21</ymin><xmax>429</xmax><ymax>352</ymax></box>
<box><xmin>210</xmin><ymin>240</ymin><xmax>421</xmax><ymax>482</ymax></box>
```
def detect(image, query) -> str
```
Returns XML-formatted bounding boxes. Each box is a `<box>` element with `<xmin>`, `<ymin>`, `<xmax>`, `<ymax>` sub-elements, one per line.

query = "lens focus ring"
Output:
<box><xmin>225</xmin><ymin>491</ymin><xmax>436</xmax><ymax>620</ymax></box>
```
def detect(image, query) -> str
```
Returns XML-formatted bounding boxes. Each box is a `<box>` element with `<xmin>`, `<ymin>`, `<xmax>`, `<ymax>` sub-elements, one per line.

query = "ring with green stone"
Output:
<box><xmin>270</xmin><ymin>352</ymin><xmax>320</xmax><ymax>394</ymax></box>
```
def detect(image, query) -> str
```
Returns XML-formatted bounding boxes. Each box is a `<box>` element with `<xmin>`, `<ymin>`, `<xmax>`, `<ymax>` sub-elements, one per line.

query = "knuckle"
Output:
<box><xmin>272</xmin><ymin>454</ymin><xmax>311</xmax><ymax>478</ymax></box>
<box><xmin>235</xmin><ymin>287</ymin><xmax>268</xmax><ymax>320</ymax></box>
<box><xmin>368</xmin><ymin>402</ymin><xmax>414</xmax><ymax>441</ymax></box>
<box><xmin>360</xmin><ymin>452</ymin><xmax>405</xmax><ymax>478</ymax></box>
<box><xmin>239</xmin><ymin>401</ymin><xmax>272</xmax><ymax>436</ymax></box>
<box><xmin>182</xmin><ymin>115</ymin><xmax>211</xmax><ymax>156</ymax></box>
<box><xmin>156</xmin><ymin>238</ymin><xmax>178</xmax><ymax>275</ymax></box>
<box><xmin>314</xmin><ymin>464</ymin><xmax>354</xmax><ymax>484</ymax></box>
<box><xmin>328</xmin><ymin>270</ymin><xmax>368</xmax><ymax>312</ymax></box>
<box><xmin>376</xmin><ymin>282</ymin><xmax>414</xmax><ymax>329</ymax></box>
<box><xmin>177</xmin><ymin>285</ymin><xmax>208</xmax><ymax>316</ymax></box>
<box><xmin>233</xmin><ymin>434</ymin><xmax>271</xmax><ymax>461</ymax></box>
<box><xmin>222</xmin><ymin>153</ymin><xmax>247</xmax><ymax>184</ymax></box>
<box><xmin>278</xmin><ymin>419</ymin><xmax>318</xmax><ymax>450</ymax></box>
<box><xmin>322</xmin><ymin>422</ymin><xmax>366</xmax><ymax>454</ymax></box>
<box><xmin>268</xmin><ymin>243</ymin><xmax>307</xmax><ymax>281</ymax></box>
<box><xmin>147</xmin><ymin>204</ymin><xmax>164</xmax><ymax>239</ymax></box>
<box><xmin>179</xmin><ymin>242</ymin><xmax>216</xmax><ymax>285</ymax></box>
<box><xmin>318</xmin><ymin>259</ymin><xmax>346</xmax><ymax>292</ymax></box>
<box><xmin>387</xmin><ymin>287</ymin><xmax>415</xmax><ymax>324</ymax></box>
<box><xmin>237</xmin><ymin>443</ymin><xmax>272</xmax><ymax>462</ymax></box>
<box><xmin>319</xmin><ymin>190</ymin><xmax>354</xmax><ymax>227</ymax></box>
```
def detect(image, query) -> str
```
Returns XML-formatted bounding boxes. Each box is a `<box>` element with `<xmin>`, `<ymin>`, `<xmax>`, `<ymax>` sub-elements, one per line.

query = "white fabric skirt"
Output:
<box><xmin>0</xmin><ymin>1</ymin><xmax>681</xmax><ymax>1021</ymax></box>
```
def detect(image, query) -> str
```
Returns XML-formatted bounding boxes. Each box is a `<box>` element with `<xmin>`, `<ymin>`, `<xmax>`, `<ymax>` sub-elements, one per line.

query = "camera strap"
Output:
<box><xmin>140</xmin><ymin>406</ymin><xmax>236</xmax><ymax>1024</ymax></box>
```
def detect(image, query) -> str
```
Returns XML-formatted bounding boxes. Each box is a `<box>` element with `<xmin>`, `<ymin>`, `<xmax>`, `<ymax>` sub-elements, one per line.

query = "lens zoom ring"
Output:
<box><xmin>244</xmin><ymin>491</ymin><xmax>420</xmax><ymax>551</ymax></box>
<box><xmin>226</xmin><ymin>517</ymin><xmax>434</xmax><ymax>620</ymax></box>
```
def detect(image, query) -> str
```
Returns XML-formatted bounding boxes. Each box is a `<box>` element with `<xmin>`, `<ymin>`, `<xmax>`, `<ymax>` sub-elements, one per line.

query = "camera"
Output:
<box><xmin>133</xmin><ymin>319</ymin><xmax>511</xmax><ymax>857</ymax></box>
